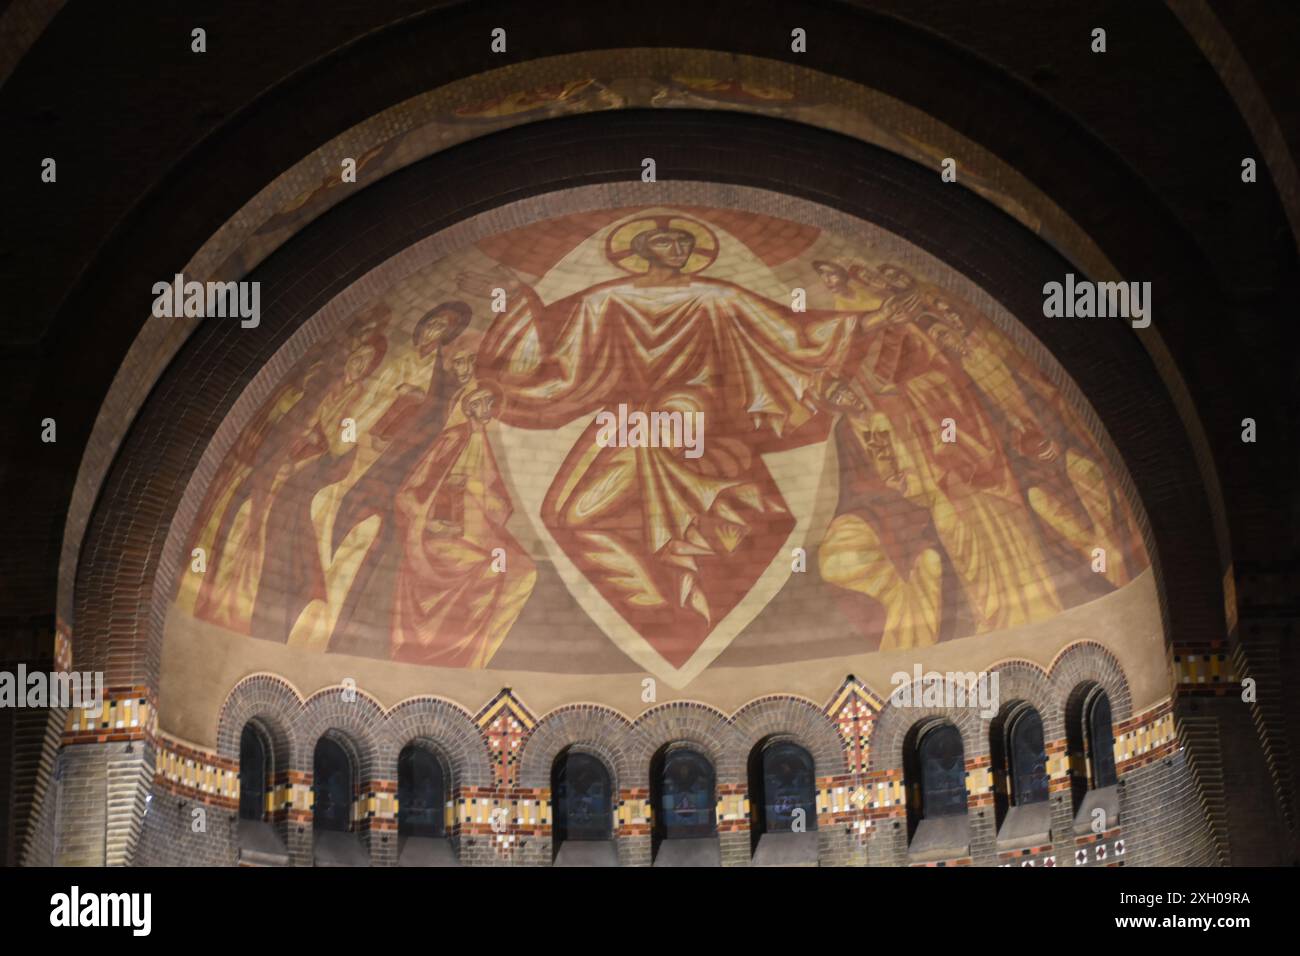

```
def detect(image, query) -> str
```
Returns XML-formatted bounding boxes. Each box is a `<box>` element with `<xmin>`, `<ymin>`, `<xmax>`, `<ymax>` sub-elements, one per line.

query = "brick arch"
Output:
<box><xmin>983</xmin><ymin>659</ymin><xmax>1062</xmax><ymax>741</ymax></box>
<box><xmin>517</xmin><ymin>705</ymin><xmax>635</xmax><ymax>791</ymax></box>
<box><xmin>868</xmin><ymin>679</ymin><xmax>987</xmax><ymax>773</ymax></box>
<box><xmin>630</xmin><ymin>701</ymin><xmax>744</xmax><ymax>784</ymax></box>
<box><xmin>730</xmin><ymin>695</ymin><xmax>848</xmax><ymax>778</ymax></box>
<box><xmin>1048</xmin><ymin>641</ymin><xmax>1134</xmax><ymax>725</ymax></box>
<box><xmin>216</xmin><ymin>673</ymin><xmax>302</xmax><ymax>771</ymax></box>
<box><xmin>295</xmin><ymin>687</ymin><xmax>391</xmax><ymax>780</ymax></box>
<box><xmin>386</xmin><ymin>697</ymin><xmax>492</xmax><ymax>790</ymax></box>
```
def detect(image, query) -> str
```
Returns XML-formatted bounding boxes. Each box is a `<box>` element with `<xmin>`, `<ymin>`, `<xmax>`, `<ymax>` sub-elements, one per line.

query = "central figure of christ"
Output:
<box><xmin>461</xmin><ymin>214</ymin><xmax>874</xmax><ymax>667</ymax></box>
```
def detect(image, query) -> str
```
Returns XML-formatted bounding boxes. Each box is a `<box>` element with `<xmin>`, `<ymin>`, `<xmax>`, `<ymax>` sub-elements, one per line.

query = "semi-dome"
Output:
<box><xmin>162</xmin><ymin>196</ymin><xmax>1155</xmax><ymax>729</ymax></box>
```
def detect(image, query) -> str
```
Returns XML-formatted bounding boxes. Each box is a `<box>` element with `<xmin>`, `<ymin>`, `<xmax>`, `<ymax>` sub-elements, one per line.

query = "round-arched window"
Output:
<box><xmin>398</xmin><ymin>745</ymin><xmax>445</xmax><ymax>838</ymax></box>
<box><xmin>1085</xmin><ymin>689</ymin><xmax>1117</xmax><ymax>789</ymax></box>
<box><xmin>760</xmin><ymin>741</ymin><xmax>816</xmax><ymax>833</ymax></box>
<box><xmin>554</xmin><ymin>750</ymin><xmax>613</xmax><ymax>842</ymax></box>
<box><xmin>918</xmin><ymin>723</ymin><xmax>967</xmax><ymax>819</ymax></box>
<box><xmin>238</xmin><ymin>723</ymin><xmax>268</xmax><ymax>822</ymax></box>
<box><xmin>1006</xmin><ymin>705</ymin><xmax>1049</xmax><ymax>806</ymax></box>
<box><xmin>659</xmin><ymin>749</ymin><xmax>716</xmax><ymax>839</ymax></box>
<box><xmin>312</xmin><ymin>737</ymin><xmax>354</xmax><ymax>832</ymax></box>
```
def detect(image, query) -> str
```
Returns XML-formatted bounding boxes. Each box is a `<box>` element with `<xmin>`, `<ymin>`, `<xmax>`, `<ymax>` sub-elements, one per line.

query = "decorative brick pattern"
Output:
<box><xmin>121</xmin><ymin>650</ymin><xmax>1214</xmax><ymax>866</ymax></box>
<box><xmin>1174</xmin><ymin>645</ymin><xmax>1238</xmax><ymax>693</ymax></box>
<box><xmin>476</xmin><ymin>689</ymin><xmax>535</xmax><ymax>789</ymax></box>
<box><xmin>63</xmin><ymin>687</ymin><xmax>153</xmax><ymax>744</ymax></box>
<box><xmin>155</xmin><ymin>736</ymin><xmax>238</xmax><ymax>809</ymax></box>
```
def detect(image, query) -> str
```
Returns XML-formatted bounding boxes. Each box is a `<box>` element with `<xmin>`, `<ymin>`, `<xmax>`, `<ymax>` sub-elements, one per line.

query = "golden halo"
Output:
<box><xmin>604</xmin><ymin>214</ymin><xmax>720</xmax><ymax>275</ymax></box>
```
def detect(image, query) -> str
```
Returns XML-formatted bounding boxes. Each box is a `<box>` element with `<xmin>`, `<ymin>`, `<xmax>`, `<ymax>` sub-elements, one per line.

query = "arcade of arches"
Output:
<box><xmin>1</xmin><ymin>1</ymin><xmax>1297</xmax><ymax>869</ymax></box>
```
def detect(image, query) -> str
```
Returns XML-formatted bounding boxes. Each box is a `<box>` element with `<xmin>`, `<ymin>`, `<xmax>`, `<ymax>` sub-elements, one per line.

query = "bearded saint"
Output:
<box><xmin>813</xmin><ymin>258</ymin><xmax>890</xmax><ymax>312</ymax></box>
<box><xmin>817</xmin><ymin>263</ymin><xmax>1065</xmax><ymax>638</ymax></box>
<box><xmin>819</xmin><ymin>377</ymin><xmax>1063</xmax><ymax>640</ymax></box>
<box><xmin>817</xmin><ymin>378</ymin><xmax>945</xmax><ymax>651</ymax></box>
<box><xmin>923</xmin><ymin>293</ymin><xmax>1141</xmax><ymax>589</ymax></box>
<box><xmin>463</xmin><ymin>216</ymin><xmax>876</xmax><ymax>669</ymax></box>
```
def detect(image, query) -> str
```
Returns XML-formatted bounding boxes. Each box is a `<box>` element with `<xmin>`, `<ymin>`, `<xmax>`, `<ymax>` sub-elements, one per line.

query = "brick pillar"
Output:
<box><xmin>968</xmin><ymin>805</ymin><xmax>998</xmax><ymax>865</ymax></box>
<box><xmin>1049</xmin><ymin>790</ymin><xmax>1076</xmax><ymax>864</ymax></box>
<box><xmin>719</xmin><ymin>828</ymin><xmax>750</xmax><ymax>866</ymax></box>
<box><xmin>616</xmin><ymin>788</ymin><xmax>651</xmax><ymax>866</ymax></box>
<box><xmin>55</xmin><ymin>742</ymin><xmax>108</xmax><ymax>865</ymax></box>
<box><xmin>1121</xmin><ymin>735</ymin><xmax>1221</xmax><ymax>866</ymax></box>
<box><xmin>53</xmin><ymin>739</ymin><xmax>152</xmax><ymax>866</ymax></box>
<box><xmin>619</xmin><ymin>832</ymin><xmax>651</xmax><ymax>866</ymax></box>
<box><xmin>284</xmin><ymin>770</ymin><xmax>313</xmax><ymax>866</ymax></box>
<box><xmin>16</xmin><ymin>706</ymin><xmax>65</xmax><ymax>867</ymax></box>
<box><xmin>815</xmin><ymin>825</ymin><xmax>856</xmax><ymax>866</ymax></box>
<box><xmin>286</xmin><ymin>820</ymin><xmax>313</xmax><ymax>866</ymax></box>
<box><xmin>718</xmin><ymin>784</ymin><xmax>749</xmax><ymax>866</ymax></box>
<box><xmin>105</xmin><ymin>739</ymin><xmax>152</xmax><ymax>866</ymax></box>
<box><xmin>880</xmin><ymin>814</ymin><xmax>909</xmax><ymax>865</ymax></box>
<box><xmin>367</xmin><ymin>827</ymin><xmax>397</xmax><ymax>865</ymax></box>
<box><xmin>361</xmin><ymin>778</ymin><xmax>397</xmax><ymax>866</ymax></box>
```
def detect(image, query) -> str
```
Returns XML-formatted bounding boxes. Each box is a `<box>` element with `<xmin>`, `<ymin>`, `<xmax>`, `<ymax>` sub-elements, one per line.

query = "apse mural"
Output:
<box><xmin>176</xmin><ymin>206</ymin><xmax>1146</xmax><ymax>685</ymax></box>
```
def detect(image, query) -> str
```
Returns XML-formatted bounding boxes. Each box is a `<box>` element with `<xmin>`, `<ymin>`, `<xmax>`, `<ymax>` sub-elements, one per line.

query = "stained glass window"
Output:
<box><xmin>398</xmin><ymin>745</ymin><xmax>444</xmax><ymax>838</ymax></box>
<box><xmin>761</xmin><ymin>741</ymin><xmax>816</xmax><ymax>832</ymax></box>
<box><xmin>1086</xmin><ymin>690</ymin><xmax>1117</xmax><ymax>789</ymax></box>
<box><xmin>918</xmin><ymin>723</ymin><xmax>967</xmax><ymax>819</ymax></box>
<box><xmin>1007</xmin><ymin>706</ymin><xmax>1049</xmax><ymax>806</ymax></box>
<box><xmin>313</xmin><ymin>737</ymin><xmax>353</xmax><ymax>832</ymax></box>
<box><xmin>238</xmin><ymin>723</ymin><xmax>267</xmax><ymax>822</ymax></box>
<box><xmin>659</xmin><ymin>749</ymin><xmax>715</xmax><ymax>839</ymax></box>
<box><xmin>554</xmin><ymin>751</ymin><xmax>612</xmax><ymax>842</ymax></box>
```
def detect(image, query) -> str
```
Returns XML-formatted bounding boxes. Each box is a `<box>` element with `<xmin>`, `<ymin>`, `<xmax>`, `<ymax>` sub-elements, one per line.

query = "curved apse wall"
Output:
<box><xmin>158</xmin><ymin>187</ymin><xmax>1159</xmax><ymax>744</ymax></box>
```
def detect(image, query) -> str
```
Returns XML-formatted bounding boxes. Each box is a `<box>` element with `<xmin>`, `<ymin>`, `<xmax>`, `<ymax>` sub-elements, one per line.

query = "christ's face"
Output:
<box><xmin>639</xmin><ymin>230</ymin><xmax>695</xmax><ymax>270</ymax></box>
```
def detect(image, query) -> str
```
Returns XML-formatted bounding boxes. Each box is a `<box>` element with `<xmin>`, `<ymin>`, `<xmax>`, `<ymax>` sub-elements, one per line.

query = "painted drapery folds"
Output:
<box><xmin>175</xmin><ymin>206</ymin><xmax>1146</xmax><ymax>684</ymax></box>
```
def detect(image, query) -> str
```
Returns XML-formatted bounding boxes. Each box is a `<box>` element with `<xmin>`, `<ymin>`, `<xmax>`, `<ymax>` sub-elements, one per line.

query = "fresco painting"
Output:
<box><xmin>177</xmin><ymin>206</ymin><xmax>1147</xmax><ymax>683</ymax></box>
